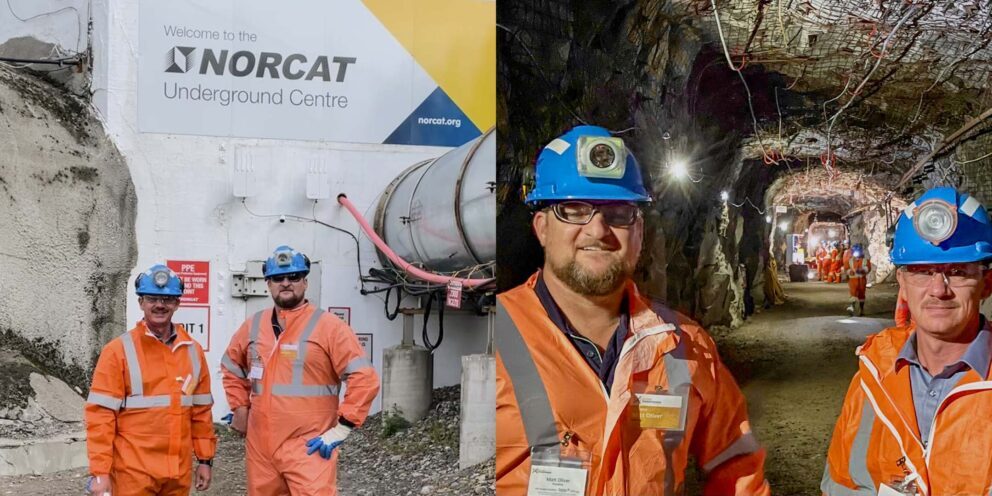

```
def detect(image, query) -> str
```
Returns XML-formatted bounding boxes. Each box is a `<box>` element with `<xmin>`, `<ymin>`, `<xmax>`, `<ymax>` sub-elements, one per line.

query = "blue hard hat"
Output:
<box><xmin>525</xmin><ymin>125</ymin><xmax>651</xmax><ymax>205</ymax></box>
<box><xmin>891</xmin><ymin>187</ymin><xmax>992</xmax><ymax>265</ymax></box>
<box><xmin>263</xmin><ymin>245</ymin><xmax>310</xmax><ymax>278</ymax></box>
<box><xmin>135</xmin><ymin>264</ymin><xmax>183</xmax><ymax>297</ymax></box>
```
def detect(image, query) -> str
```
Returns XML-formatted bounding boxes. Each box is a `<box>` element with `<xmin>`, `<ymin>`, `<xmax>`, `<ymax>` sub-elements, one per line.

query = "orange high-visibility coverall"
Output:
<box><xmin>222</xmin><ymin>303</ymin><xmax>379</xmax><ymax>496</ymax></box>
<box><xmin>829</xmin><ymin>249</ymin><xmax>843</xmax><ymax>283</ymax></box>
<box><xmin>815</xmin><ymin>246</ymin><xmax>828</xmax><ymax>280</ymax></box>
<box><xmin>845</xmin><ymin>255</ymin><xmax>872</xmax><ymax>303</ymax></box>
<box><xmin>822</xmin><ymin>323</ymin><xmax>992</xmax><ymax>494</ymax></box>
<box><xmin>85</xmin><ymin>322</ymin><xmax>216</xmax><ymax>495</ymax></box>
<box><xmin>894</xmin><ymin>287</ymin><xmax>912</xmax><ymax>328</ymax></box>
<box><xmin>497</xmin><ymin>272</ymin><xmax>769</xmax><ymax>495</ymax></box>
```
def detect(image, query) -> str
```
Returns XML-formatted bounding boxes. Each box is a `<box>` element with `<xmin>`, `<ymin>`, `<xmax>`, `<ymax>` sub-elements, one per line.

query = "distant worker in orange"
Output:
<box><xmin>894</xmin><ymin>286</ymin><xmax>913</xmax><ymax>327</ymax></box>
<box><xmin>815</xmin><ymin>241</ymin><xmax>829</xmax><ymax>281</ymax></box>
<box><xmin>826</xmin><ymin>242</ymin><xmax>841</xmax><ymax>283</ymax></box>
<box><xmin>845</xmin><ymin>243</ymin><xmax>872</xmax><ymax>316</ymax></box>
<box><xmin>222</xmin><ymin>245</ymin><xmax>379</xmax><ymax>496</ymax></box>
<box><xmin>85</xmin><ymin>264</ymin><xmax>216</xmax><ymax>495</ymax></box>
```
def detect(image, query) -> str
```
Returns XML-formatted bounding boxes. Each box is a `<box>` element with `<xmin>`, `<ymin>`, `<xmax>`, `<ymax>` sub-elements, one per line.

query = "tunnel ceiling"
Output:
<box><xmin>685</xmin><ymin>0</ymin><xmax>992</xmax><ymax>174</ymax></box>
<box><xmin>765</xmin><ymin>166</ymin><xmax>907</xmax><ymax>215</ymax></box>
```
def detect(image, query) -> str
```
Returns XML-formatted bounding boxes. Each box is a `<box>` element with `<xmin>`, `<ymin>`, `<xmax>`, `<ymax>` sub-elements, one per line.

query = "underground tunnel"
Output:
<box><xmin>498</xmin><ymin>0</ymin><xmax>992</xmax><ymax>491</ymax></box>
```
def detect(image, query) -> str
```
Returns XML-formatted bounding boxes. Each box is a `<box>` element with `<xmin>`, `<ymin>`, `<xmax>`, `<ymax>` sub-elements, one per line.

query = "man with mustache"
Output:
<box><xmin>822</xmin><ymin>187</ymin><xmax>992</xmax><ymax>495</ymax></box>
<box><xmin>85</xmin><ymin>264</ymin><xmax>216</xmax><ymax>495</ymax></box>
<box><xmin>496</xmin><ymin>126</ymin><xmax>769</xmax><ymax>495</ymax></box>
<box><xmin>222</xmin><ymin>246</ymin><xmax>379</xmax><ymax>495</ymax></box>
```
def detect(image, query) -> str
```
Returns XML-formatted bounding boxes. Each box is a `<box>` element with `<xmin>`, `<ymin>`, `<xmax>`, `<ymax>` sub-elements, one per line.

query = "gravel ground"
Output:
<box><xmin>0</xmin><ymin>386</ymin><xmax>494</xmax><ymax>495</ymax></box>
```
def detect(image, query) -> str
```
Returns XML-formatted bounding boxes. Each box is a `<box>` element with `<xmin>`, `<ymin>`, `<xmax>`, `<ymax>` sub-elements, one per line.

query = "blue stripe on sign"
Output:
<box><xmin>383</xmin><ymin>87</ymin><xmax>481</xmax><ymax>147</ymax></box>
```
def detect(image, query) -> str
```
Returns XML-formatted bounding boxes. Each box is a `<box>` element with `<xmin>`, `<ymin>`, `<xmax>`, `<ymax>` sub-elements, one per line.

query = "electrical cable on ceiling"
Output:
<box><xmin>711</xmin><ymin>0</ymin><xmax>784</xmax><ymax>168</ymax></box>
<box><xmin>955</xmin><ymin>150</ymin><xmax>992</xmax><ymax>165</ymax></box>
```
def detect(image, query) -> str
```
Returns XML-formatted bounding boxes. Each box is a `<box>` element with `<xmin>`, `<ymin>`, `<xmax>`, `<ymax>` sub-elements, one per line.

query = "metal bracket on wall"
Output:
<box><xmin>231</xmin><ymin>261</ymin><xmax>269</xmax><ymax>297</ymax></box>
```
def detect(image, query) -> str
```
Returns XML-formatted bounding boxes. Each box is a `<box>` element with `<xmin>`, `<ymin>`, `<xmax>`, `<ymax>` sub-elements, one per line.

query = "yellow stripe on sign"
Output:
<box><xmin>362</xmin><ymin>0</ymin><xmax>495</xmax><ymax>132</ymax></box>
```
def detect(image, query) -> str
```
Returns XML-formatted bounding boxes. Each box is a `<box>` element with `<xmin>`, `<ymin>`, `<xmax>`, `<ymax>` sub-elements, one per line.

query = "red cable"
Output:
<box><xmin>337</xmin><ymin>194</ymin><xmax>494</xmax><ymax>288</ymax></box>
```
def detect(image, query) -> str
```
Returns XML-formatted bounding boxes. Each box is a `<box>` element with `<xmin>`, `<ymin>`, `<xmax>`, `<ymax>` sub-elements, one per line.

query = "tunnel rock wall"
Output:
<box><xmin>0</xmin><ymin>67</ymin><xmax>137</xmax><ymax>394</ymax></box>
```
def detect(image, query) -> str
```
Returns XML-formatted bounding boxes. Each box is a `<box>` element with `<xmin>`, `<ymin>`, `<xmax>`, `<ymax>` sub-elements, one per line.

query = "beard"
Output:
<box><xmin>549</xmin><ymin>256</ymin><xmax>631</xmax><ymax>296</ymax></box>
<box><xmin>273</xmin><ymin>291</ymin><xmax>305</xmax><ymax>309</ymax></box>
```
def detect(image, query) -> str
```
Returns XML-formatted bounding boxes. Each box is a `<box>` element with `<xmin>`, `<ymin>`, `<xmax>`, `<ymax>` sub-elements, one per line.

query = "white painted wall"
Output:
<box><xmin>89</xmin><ymin>0</ymin><xmax>490</xmax><ymax>419</ymax></box>
<box><xmin>0</xmin><ymin>0</ymin><xmax>88</xmax><ymax>56</ymax></box>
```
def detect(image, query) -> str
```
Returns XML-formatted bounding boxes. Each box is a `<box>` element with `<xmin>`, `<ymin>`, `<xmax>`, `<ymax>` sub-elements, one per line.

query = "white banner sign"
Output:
<box><xmin>138</xmin><ymin>0</ymin><xmax>492</xmax><ymax>146</ymax></box>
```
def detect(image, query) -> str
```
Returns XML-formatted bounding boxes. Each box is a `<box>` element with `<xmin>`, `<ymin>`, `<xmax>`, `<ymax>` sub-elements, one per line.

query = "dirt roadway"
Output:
<box><xmin>708</xmin><ymin>280</ymin><xmax>899</xmax><ymax>495</ymax></box>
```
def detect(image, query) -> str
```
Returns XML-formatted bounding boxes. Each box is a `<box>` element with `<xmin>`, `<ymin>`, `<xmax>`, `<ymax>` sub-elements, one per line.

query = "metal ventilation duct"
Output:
<box><xmin>373</xmin><ymin>128</ymin><xmax>495</xmax><ymax>275</ymax></box>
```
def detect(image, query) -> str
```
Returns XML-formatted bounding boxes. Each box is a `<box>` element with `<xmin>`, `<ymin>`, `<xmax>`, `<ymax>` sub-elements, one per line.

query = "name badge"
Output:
<box><xmin>633</xmin><ymin>392</ymin><xmax>685</xmax><ymax>430</ymax></box>
<box><xmin>279</xmin><ymin>343</ymin><xmax>299</xmax><ymax>359</ymax></box>
<box><xmin>249</xmin><ymin>366</ymin><xmax>264</xmax><ymax>380</ymax></box>
<box><xmin>527</xmin><ymin>465</ymin><xmax>587</xmax><ymax>496</ymax></box>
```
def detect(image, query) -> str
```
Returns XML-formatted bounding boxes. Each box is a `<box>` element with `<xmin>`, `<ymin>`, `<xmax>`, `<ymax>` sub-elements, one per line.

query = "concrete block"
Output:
<box><xmin>0</xmin><ymin>432</ymin><xmax>87</xmax><ymax>476</ymax></box>
<box><xmin>459</xmin><ymin>354</ymin><xmax>494</xmax><ymax>469</ymax></box>
<box><xmin>382</xmin><ymin>345</ymin><xmax>433</xmax><ymax>423</ymax></box>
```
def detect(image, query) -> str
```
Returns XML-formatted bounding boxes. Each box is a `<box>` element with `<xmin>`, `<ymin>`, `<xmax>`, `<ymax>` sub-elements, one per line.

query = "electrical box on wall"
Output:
<box><xmin>231</xmin><ymin>260</ymin><xmax>322</xmax><ymax>307</ymax></box>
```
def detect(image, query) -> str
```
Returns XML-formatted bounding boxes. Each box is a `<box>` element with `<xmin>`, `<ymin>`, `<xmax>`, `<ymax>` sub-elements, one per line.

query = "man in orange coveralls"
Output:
<box><xmin>496</xmin><ymin>125</ymin><xmax>769</xmax><ymax>495</ymax></box>
<box><xmin>85</xmin><ymin>264</ymin><xmax>216</xmax><ymax>495</ymax></box>
<box><xmin>222</xmin><ymin>245</ymin><xmax>379</xmax><ymax>495</ymax></box>
<box><xmin>815</xmin><ymin>241</ymin><xmax>829</xmax><ymax>280</ymax></box>
<box><xmin>829</xmin><ymin>242</ymin><xmax>843</xmax><ymax>283</ymax></box>
<box><xmin>844</xmin><ymin>243</ymin><xmax>872</xmax><ymax>316</ymax></box>
<box><xmin>822</xmin><ymin>187</ymin><xmax>992</xmax><ymax>494</ymax></box>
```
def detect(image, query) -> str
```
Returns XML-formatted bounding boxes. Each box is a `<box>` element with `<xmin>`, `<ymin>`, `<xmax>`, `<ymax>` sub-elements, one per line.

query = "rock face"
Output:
<box><xmin>0</xmin><ymin>67</ymin><xmax>137</xmax><ymax>393</ymax></box>
<box><xmin>0</xmin><ymin>347</ymin><xmax>86</xmax><ymax>476</ymax></box>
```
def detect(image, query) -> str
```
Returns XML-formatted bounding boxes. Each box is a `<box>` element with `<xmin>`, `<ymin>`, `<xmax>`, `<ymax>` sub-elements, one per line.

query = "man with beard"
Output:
<box><xmin>85</xmin><ymin>264</ymin><xmax>216</xmax><ymax>495</ymax></box>
<box><xmin>495</xmin><ymin>126</ymin><xmax>769</xmax><ymax>495</ymax></box>
<box><xmin>221</xmin><ymin>246</ymin><xmax>379</xmax><ymax>495</ymax></box>
<box><xmin>822</xmin><ymin>187</ymin><xmax>992</xmax><ymax>494</ymax></box>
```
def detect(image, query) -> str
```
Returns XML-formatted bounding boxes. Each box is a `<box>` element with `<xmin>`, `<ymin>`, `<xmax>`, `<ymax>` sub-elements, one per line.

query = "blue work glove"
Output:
<box><xmin>305</xmin><ymin>423</ymin><xmax>352</xmax><ymax>459</ymax></box>
<box><xmin>221</xmin><ymin>412</ymin><xmax>233</xmax><ymax>424</ymax></box>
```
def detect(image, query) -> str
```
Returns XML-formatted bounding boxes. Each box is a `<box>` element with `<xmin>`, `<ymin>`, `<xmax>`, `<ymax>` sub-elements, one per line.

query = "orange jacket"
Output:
<box><xmin>844</xmin><ymin>255</ymin><xmax>871</xmax><ymax>278</ymax></box>
<box><xmin>85</xmin><ymin>322</ymin><xmax>216</xmax><ymax>478</ymax></box>
<box><xmin>222</xmin><ymin>302</ymin><xmax>379</xmax><ymax>452</ymax></box>
<box><xmin>496</xmin><ymin>273</ymin><xmax>768</xmax><ymax>495</ymax></box>
<box><xmin>895</xmin><ymin>288</ymin><xmax>912</xmax><ymax>328</ymax></box>
<box><xmin>823</xmin><ymin>324</ymin><xmax>992</xmax><ymax>495</ymax></box>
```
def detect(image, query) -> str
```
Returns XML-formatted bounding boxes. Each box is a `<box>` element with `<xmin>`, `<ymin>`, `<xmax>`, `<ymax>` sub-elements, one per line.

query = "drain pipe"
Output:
<box><xmin>337</xmin><ymin>194</ymin><xmax>494</xmax><ymax>288</ymax></box>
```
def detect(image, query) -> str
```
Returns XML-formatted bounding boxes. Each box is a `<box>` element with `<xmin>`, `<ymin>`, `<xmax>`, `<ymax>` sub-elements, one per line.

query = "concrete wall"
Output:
<box><xmin>88</xmin><ymin>0</ymin><xmax>490</xmax><ymax>418</ymax></box>
<box><xmin>0</xmin><ymin>0</ymin><xmax>88</xmax><ymax>57</ymax></box>
<box><xmin>0</xmin><ymin>67</ymin><xmax>137</xmax><ymax>393</ymax></box>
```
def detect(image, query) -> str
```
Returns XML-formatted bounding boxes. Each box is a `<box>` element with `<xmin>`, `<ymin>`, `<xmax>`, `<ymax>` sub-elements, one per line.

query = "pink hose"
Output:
<box><xmin>337</xmin><ymin>194</ymin><xmax>494</xmax><ymax>288</ymax></box>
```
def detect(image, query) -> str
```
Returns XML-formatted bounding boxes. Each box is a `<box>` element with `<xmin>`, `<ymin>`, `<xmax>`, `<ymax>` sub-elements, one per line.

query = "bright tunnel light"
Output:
<box><xmin>670</xmin><ymin>160</ymin><xmax>688</xmax><ymax>179</ymax></box>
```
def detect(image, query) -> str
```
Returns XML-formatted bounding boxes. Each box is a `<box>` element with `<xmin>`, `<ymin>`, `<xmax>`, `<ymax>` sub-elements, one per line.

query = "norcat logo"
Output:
<box><xmin>163</xmin><ymin>47</ymin><xmax>357</xmax><ymax>82</ymax></box>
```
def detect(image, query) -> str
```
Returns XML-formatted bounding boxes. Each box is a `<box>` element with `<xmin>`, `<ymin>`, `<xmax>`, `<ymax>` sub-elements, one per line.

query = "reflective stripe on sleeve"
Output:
<box><xmin>221</xmin><ymin>354</ymin><xmax>247</xmax><ymax>379</ymax></box>
<box><xmin>701</xmin><ymin>432</ymin><xmax>761</xmax><ymax>472</ymax></box>
<box><xmin>87</xmin><ymin>392</ymin><xmax>123</xmax><ymax>412</ymax></box>
<box><xmin>821</xmin><ymin>460</ymin><xmax>875</xmax><ymax>496</ymax></box>
<box><xmin>342</xmin><ymin>356</ymin><xmax>373</xmax><ymax>377</ymax></box>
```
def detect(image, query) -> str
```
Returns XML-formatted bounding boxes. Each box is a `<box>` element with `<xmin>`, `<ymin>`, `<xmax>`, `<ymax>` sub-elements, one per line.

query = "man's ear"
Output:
<box><xmin>533</xmin><ymin>210</ymin><xmax>549</xmax><ymax>248</ymax></box>
<box><xmin>981</xmin><ymin>267</ymin><xmax>992</xmax><ymax>300</ymax></box>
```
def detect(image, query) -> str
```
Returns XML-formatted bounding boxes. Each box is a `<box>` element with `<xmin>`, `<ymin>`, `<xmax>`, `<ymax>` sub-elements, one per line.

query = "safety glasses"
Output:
<box><xmin>900</xmin><ymin>264</ymin><xmax>987</xmax><ymax>288</ymax></box>
<box><xmin>549</xmin><ymin>201</ymin><xmax>641</xmax><ymax>227</ymax></box>
<box><xmin>268</xmin><ymin>273</ymin><xmax>305</xmax><ymax>284</ymax></box>
<box><xmin>142</xmin><ymin>295</ymin><xmax>180</xmax><ymax>305</ymax></box>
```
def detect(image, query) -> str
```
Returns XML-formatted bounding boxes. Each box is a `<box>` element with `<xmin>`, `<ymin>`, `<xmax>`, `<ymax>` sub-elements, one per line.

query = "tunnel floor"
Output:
<box><xmin>705</xmin><ymin>279</ymin><xmax>899</xmax><ymax>494</ymax></box>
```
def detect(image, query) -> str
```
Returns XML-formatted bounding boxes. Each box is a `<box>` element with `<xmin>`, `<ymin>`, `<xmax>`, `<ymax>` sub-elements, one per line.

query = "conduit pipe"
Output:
<box><xmin>337</xmin><ymin>194</ymin><xmax>494</xmax><ymax>288</ymax></box>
